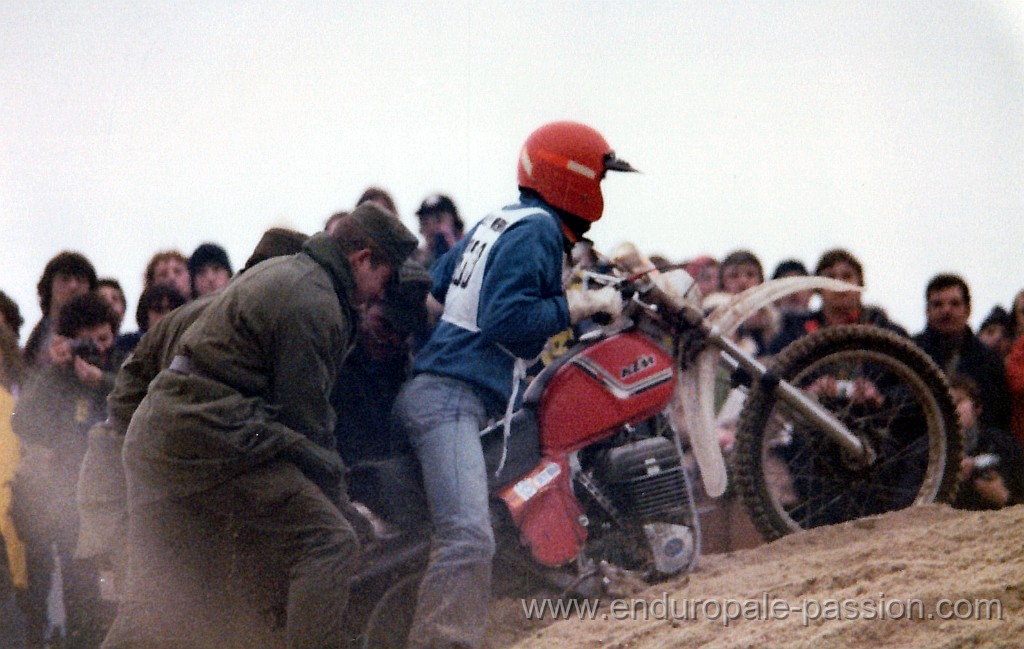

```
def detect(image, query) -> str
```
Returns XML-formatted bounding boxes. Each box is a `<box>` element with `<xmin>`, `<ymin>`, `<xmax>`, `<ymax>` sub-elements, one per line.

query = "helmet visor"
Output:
<box><xmin>603</xmin><ymin>151</ymin><xmax>639</xmax><ymax>175</ymax></box>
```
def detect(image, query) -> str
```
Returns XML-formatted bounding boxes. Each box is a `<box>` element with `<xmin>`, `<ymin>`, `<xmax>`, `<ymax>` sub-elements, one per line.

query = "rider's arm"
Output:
<box><xmin>476</xmin><ymin>218</ymin><xmax>570</xmax><ymax>359</ymax></box>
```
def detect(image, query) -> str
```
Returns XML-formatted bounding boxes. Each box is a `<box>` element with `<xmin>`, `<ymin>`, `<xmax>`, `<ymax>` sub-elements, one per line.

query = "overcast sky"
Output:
<box><xmin>2</xmin><ymin>1</ymin><xmax>1022</xmax><ymax>336</ymax></box>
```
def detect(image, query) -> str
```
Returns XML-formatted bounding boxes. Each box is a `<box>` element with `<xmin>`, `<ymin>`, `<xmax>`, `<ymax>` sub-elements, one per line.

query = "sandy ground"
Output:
<box><xmin>483</xmin><ymin>503</ymin><xmax>1024</xmax><ymax>649</ymax></box>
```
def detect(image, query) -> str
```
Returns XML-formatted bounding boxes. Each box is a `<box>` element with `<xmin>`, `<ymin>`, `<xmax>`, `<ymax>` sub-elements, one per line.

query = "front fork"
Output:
<box><xmin>707</xmin><ymin>331</ymin><xmax>876</xmax><ymax>466</ymax></box>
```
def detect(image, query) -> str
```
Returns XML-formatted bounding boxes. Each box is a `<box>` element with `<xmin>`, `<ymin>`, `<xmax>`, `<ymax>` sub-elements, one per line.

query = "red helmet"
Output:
<box><xmin>517</xmin><ymin>121</ymin><xmax>637</xmax><ymax>223</ymax></box>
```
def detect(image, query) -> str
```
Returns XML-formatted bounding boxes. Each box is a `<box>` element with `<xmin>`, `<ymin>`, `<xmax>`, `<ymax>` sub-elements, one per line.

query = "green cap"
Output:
<box><xmin>349</xmin><ymin>202</ymin><xmax>419</xmax><ymax>268</ymax></box>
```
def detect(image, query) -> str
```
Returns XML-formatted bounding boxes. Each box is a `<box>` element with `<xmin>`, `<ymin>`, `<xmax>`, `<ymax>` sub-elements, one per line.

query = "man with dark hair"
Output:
<box><xmin>716</xmin><ymin>249</ymin><xmax>777</xmax><ymax>355</ymax></box>
<box><xmin>23</xmin><ymin>251</ymin><xmax>98</xmax><ymax>367</ymax></box>
<box><xmin>13</xmin><ymin>291</ymin><xmax>119</xmax><ymax>648</ymax></box>
<box><xmin>103</xmin><ymin>205</ymin><xmax>417</xmax><ymax>648</ymax></box>
<box><xmin>770</xmin><ymin>258</ymin><xmax>812</xmax><ymax>314</ymax></box>
<box><xmin>96</xmin><ymin>279</ymin><xmax>128</xmax><ymax>334</ymax></box>
<box><xmin>949</xmin><ymin>374</ymin><xmax>1024</xmax><ymax>510</ymax></box>
<box><xmin>333</xmin><ymin>259</ymin><xmax>433</xmax><ymax>442</ymax></box>
<box><xmin>188</xmin><ymin>243</ymin><xmax>233</xmax><ymax>298</ymax></box>
<box><xmin>913</xmin><ymin>273</ymin><xmax>1010</xmax><ymax>429</ymax></box>
<box><xmin>718</xmin><ymin>249</ymin><xmax>763</xmax><ymax>292</ymax></box>
<box><xmin>114</xmin><ymin>285</ymin><xmax>189</xmax><ymax>357</ymax></box>
<box><xmin>768</xmin><ymin>248</ymin><xmax>906</xmax><ymax>355</ymax></box>
<box><xmin>414</xmin><ymin>192</ymin><xmax>465</xmax><ymax>269</ymax></box>
<box><xmin>977</xmin><ymin>305</ymin><xmax>1013</xmax><ymax>358</ymax></box>
<box><xmin>332</xmin><ymin>259</ymin><xmax>433</xmax><ymax>524</ymax></box>
<box><xmin>132</xmin><ymin>285</ymin><xmax>187</xmax><ymax>334</ymax></box>
<box><xmin>813</xmin><ymin>248</ymin><xmax>863</xmax><ymax>280</ymax></box>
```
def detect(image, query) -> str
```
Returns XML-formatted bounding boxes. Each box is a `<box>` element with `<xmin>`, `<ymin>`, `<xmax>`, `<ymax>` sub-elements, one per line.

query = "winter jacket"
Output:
<box><xmin>411</xmin><ymin>195</ymin><xmax>571</xmax><ymax>413</ymax></box>
<box><xmin>1005</xmin><ymin>335</ymin><xmax>1024</xmax><ymax>445</ymax></box>
<box><xmin>332</xmin><ymin>342</ymin><xmax>411</xmax><ymax>464</ymax></box>
<box><xmin>123</xmin><ymin>233</ymin><xmax>358</xmax><ymax>506</ymax></box>
<box><xmin>913</xmin><ymin>326</ymin><xmax>1010</xmax><ymax>430</ymax></box>
<box><xmin>767</xmin><ymin>305</ymin><xmax>908</xmax><ymax>356</ymax></box>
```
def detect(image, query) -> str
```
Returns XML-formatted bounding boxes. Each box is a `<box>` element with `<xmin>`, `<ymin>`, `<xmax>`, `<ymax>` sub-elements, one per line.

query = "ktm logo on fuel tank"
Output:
<box><xmin>620</xmin><ymin>354</ymin><xmax>656</xmax><ymax>380</ymax></box>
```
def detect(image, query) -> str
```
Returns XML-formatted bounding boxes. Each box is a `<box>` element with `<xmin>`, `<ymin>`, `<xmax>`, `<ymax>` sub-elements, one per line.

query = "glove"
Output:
<box><xmin>566</xmin><ymin>285</ymin><xmax>624</xmax><ymax>324</ymax></box>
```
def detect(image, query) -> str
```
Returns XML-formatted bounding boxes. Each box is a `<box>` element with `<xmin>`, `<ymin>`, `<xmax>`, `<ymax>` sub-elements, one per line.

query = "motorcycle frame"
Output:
<box><xmin>599</xmin><ymin>270</ymin><xmax>871</xmax><ymax>498</ymax></box>
<box><xmin>707</xmin><ymin>330</ymin><xmax>869</xmax><ymax>461</ymax></box>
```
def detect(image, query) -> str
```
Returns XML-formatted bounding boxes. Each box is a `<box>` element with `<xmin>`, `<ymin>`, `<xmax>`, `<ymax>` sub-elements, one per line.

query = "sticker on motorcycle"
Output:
<box><xmin>511</xmin><ymin>462</ymin><xmax>561</xmax><ymax>504</ymax></box>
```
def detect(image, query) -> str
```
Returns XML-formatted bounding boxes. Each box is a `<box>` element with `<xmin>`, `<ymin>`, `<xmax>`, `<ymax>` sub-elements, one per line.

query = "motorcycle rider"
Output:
<box><xmin>390</xmin><ymin>121</ymin><xmax>636</xmax><ymax>648</ymax></box>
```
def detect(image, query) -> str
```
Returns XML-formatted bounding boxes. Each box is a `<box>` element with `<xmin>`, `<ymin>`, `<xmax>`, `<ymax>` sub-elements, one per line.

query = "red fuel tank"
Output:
<box><xmin>537</xmin><ymin>331</ymin><xmax>675</xmax><ymax>454</ymax></box>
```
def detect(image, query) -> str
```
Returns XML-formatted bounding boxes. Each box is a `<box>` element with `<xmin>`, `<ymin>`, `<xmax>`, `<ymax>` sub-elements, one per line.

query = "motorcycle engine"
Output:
<box><xmin>590</xmin><ymin>435</ymin><xmax>699</xmax><ymax>574</ymax></box>
<box><xmin>593</xmin><ymin>436</ymin><xmax>692</xmax><ymax>519</ymax></box>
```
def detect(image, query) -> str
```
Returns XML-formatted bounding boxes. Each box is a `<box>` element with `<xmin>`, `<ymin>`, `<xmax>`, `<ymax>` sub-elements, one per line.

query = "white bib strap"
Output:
<box><xmin>493</xmin><ymin>355</ymin><xmax>529</xmax><ymax>477</ymax></box>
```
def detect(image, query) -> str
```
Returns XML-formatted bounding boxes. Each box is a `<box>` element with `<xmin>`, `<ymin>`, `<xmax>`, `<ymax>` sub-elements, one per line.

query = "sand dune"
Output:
<box><xmin>486</xmin><ymin>504</ymin><xmax>1024</xmax><ymax>649</ymax></box>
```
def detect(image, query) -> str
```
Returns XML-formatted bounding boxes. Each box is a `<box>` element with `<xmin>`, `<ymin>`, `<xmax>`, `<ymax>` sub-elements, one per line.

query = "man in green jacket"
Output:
<box><xmin>102</xmin><ymin>205</ymin><xmax>417</xmax><ymax>649</ymax></box>
<box><xmin>76</xmin><ymin>228</ymin><xmax>310</xmax><ymax>593</ymax></box>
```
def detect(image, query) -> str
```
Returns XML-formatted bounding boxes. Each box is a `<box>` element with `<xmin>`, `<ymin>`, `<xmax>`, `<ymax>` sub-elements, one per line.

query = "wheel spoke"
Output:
<box><xmin>733</xmin><ymin>325</ymin><xmax>959</xmax><ymax>540</ymax></box>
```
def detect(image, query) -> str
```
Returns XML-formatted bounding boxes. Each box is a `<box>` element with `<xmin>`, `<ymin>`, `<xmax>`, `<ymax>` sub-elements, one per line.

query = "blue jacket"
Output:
<box><xmin>412</xmin><ymin>195</ymin><xmax>571</xmax><ymax>413</ymax></box>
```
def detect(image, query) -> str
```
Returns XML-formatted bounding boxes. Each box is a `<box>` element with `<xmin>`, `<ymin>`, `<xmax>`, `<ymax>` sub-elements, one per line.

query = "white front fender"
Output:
<box><xmin>669</xmin><ymin>276</ymin><xmax>861</xmax><ymax>498</ymax></box>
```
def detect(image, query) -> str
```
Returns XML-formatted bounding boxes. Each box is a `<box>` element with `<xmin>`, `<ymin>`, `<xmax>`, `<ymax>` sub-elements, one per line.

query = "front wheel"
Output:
<box><xmin>734</xmin><ymin>325</ymin><xmax>960</xmax><ymax>541</ymax></box>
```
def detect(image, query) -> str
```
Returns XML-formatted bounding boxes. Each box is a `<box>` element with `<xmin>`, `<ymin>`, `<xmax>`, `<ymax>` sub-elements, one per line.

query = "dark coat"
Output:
<box><xmin>122</xmin><ymin>233</ymin><xmax>359</xmax><ymax>507</ymax></box>
<box><xmin>913</xmin><ymin>326</ymin><xmax>1011</xmax><ymax>430</ymax></box>
<box><xmin>767</xmin><ymin>304</ymin><xmax>908</xmax><ymax>356</ymax></box>
<box><xmin>955</xmin><ymin>425</ymin><xmax>1024</xmax><ymax>510</ymax></box>
<box><xmin>332</xmin><ymin>343</ymin><xmax>411</xmax><ymax>464</ymax></box>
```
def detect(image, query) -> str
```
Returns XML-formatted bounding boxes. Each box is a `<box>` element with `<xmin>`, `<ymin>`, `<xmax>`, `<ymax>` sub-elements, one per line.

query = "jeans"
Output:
<box><xmin>392</xmin><ymin>374</ymin><xmax>495</xmax><ymax>649</ymax></box>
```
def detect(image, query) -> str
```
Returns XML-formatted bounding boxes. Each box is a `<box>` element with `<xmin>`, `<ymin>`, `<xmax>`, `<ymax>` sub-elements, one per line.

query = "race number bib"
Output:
<box><xmin>441</xmin><ymin>207</ymin><xmax>541</xmax><ymax>332</ymax></box>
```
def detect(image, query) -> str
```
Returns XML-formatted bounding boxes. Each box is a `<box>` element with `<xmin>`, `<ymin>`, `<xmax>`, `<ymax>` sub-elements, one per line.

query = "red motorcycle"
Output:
<box><xmin>345</xmin><ymin>254</ymin><xmax>959</xmax><ymax>648</ymax></box>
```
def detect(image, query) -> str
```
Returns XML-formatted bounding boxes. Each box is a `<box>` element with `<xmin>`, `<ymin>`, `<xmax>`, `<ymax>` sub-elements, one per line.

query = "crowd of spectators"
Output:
<box><xmin>0</xmin><ymin>188</ymin><xmax>1022</xmax><ymax>647</ymax></box>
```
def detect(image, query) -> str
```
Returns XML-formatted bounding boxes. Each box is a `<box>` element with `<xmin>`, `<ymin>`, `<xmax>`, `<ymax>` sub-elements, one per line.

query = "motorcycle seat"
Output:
<box><xmin>480</xmin><ymin>407</ymin><xmax>543</xmax><ymax>491</ymax></box>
